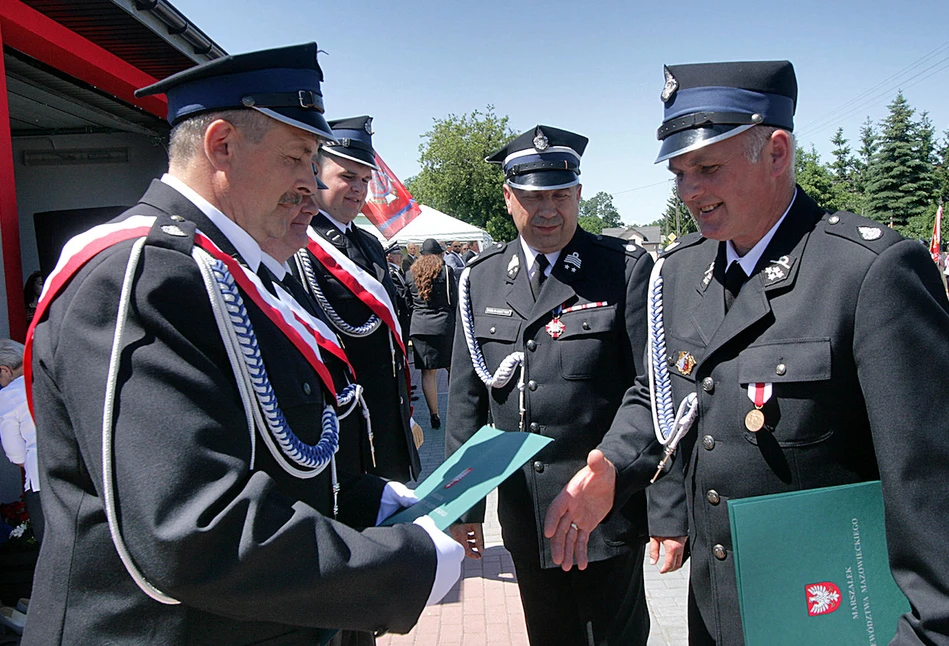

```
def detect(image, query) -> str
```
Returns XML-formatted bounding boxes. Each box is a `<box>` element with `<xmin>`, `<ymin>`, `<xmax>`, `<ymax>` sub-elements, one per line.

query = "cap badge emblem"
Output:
<box><xmin>563</xmin><ymin>252</ymin><xmax>581</xmax><ymax>273</ymax></box>
<box><xmin>364</xmin><ymin>117</ymin><xmax>374</xmax><ymax>135</ymax></box>
<box><xmin>675</xmin><ymin>351</ymin><xmax>696</xmax><ymax>376</ymax></box>
<box><xmin>533</xmin><ymin>127</ymin><xmax>549</xmax><ymax>151</ymax></box>
<box><xmin>858</xmin><ymin>226</ymin><xmax>883</xmax><ymax>241</ymax></box>
<box><xmin>661</xmin><ymin>66</ymin><xmax>679</xmax><ymax>102</ymax></box>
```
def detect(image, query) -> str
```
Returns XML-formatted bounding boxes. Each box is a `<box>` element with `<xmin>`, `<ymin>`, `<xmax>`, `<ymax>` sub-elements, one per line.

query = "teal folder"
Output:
<box><xmin>380</xmin><ymin>425</ymin><xmax>553</xmax><ymax>531</ymax></box>
<box><xmin>728</xmin><ymin>481</ymin><xmax>909</xmax><ymax>646</ymax></box>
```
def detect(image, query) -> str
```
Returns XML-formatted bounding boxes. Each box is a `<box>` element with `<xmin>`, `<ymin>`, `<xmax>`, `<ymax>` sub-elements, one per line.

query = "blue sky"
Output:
<box><xmin>171</xmin><ymin>0</ymin><xmax>949</xmax><ymax>226</ymax></box>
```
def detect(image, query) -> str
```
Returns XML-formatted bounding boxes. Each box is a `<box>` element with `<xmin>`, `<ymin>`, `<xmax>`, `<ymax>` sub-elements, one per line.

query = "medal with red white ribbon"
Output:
<box><xmin>545</xmin><ymin>300</ymin><xmax>607</xmax><ymax>339</ymax></box>
<box><xmin>745</xmin><ymin>382</ymin><xmax>772</xmax><ymax>432</ymax></box>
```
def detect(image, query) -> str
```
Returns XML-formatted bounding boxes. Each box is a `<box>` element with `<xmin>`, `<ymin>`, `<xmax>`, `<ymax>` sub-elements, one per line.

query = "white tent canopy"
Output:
<box><xmin>355</xmin><ymin>204</ymin><xmax>492</xmax><ymax>248</ymax></box>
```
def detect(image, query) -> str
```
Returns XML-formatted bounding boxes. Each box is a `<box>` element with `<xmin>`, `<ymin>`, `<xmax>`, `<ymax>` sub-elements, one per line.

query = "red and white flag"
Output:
<box><xmin>361</xmin><ymin>153</ymin><xmax>422</xmax><ymax>240</ymax></box>
<box><xmin>930</xmin><ymin>204</ymin><xmax>943</xmax><ymax>265</ymax></box>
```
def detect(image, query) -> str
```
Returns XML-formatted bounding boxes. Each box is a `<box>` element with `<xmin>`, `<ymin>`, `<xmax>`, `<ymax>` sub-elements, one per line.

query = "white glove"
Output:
<box><xmin>413</xmin><ymin>514</ymin><xmax>464</xmax><ymax>606</ymax></box>
<box><xmin>375</xmin><ymin>481</ymin><xmax>420</xmax><ymax>526</ymax></box>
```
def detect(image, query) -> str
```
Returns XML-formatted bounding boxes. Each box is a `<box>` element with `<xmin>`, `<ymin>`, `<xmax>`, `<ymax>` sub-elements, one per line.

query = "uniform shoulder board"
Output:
<box><xmin>591</xmin><ymin>233</ymin><xmax>627</xmax><ymax>252</ymax></box>
<box><xmin>465</xmin><ymin>240</ymin><xmax>507</xmax><ymax>267</ymax></box>
<box><xmin>821</xmin><ymin>211</ymin><xmax>903</xmax><ymax>253</ymax></box>
<box><xmin>659</xmin><ymin>230</ymin><xmax>704</xmax><ymax>257</ymax></box>
<box><xmin>146</xmin><ymin>213</ymin><xmax>197</xmax><ymax>254</ymax></box>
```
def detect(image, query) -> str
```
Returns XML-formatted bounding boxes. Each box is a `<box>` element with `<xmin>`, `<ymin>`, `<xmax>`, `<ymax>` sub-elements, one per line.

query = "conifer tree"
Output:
<box><xmin>864</xmin><ymin>92</ymin><xmax>936</xmax><ymax>234</ymax></box>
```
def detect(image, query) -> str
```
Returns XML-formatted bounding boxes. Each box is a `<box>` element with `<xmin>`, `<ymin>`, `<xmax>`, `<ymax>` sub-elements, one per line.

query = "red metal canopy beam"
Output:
<box><xmin>0</xmin><ymin>22</ymin><xmax>25</xmax><ymax>340</ymax></box>
<box><xmin>0</xmin><ymin>0</ymin><xmax>171</xmax><ymax>339</ymax></box>
<box><xmin>0</xmin><ymin>0</ymin><xmax>168</xmax><ymax>118</ymax></box>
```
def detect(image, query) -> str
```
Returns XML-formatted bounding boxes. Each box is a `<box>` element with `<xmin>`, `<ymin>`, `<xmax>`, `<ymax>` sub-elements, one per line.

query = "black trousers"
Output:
<box><xmin>24</xmin><ymin>488</ymin><xmax>44</xmax><ymax>545</ymax></box>
<box><xmin>512</xmin><ymin>543</ymin><xmax>649</xmax><ymax>646</ymax></box>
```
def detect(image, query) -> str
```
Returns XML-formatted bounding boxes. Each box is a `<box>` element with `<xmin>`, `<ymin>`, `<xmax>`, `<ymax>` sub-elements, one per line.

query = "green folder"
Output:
<box><xmin>380</xmin><ymin>425</ymin><xmax>553</xmax><ymax>530</ymax></box>
<box><xmin>728</xmin><ymin>481</ymin><xmax>909</xmax><ymax>646</ymax></box>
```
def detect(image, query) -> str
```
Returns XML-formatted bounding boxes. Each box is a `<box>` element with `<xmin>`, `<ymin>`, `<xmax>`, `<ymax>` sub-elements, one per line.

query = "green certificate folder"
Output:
<box><xmin>728</xmin><ymin>481</ymin><xmax>909</xmax><ymax>646</ymax></box>
<box><xmin>380</xmin><ymin>425</ymin><xmax>553</xmax><ymax>531</ymax></box>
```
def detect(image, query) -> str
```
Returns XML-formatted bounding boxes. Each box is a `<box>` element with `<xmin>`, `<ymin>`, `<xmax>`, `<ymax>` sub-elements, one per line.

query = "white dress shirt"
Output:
<box><xmin>0</xmin><ymin>376</ymin><xmax>38</xmax><ymax>492</ymax></box>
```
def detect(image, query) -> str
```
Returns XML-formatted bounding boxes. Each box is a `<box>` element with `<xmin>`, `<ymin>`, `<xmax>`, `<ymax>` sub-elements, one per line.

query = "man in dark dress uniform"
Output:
<box><xmin>446</xmin><ymin>125</ymin><xmax>688</xmax><ymax>645</ymax></box>
<box><xmin>550</xmin><ymin>61</ymin><xmax>949</xmax><ymax>645</ymax></box>
<box><xmin>293</xmin><ymin>116</ymin><xmax>419</xmax><ymax>483</ymax></box>
<box><xmin>24</xmin><ymin>44</ymin><xmax>461</xmax><ymax>646</ymax></box>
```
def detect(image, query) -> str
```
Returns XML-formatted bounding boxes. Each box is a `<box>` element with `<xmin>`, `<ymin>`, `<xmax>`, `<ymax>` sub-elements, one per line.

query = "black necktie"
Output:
<box><xmin>530</xmin><ymin>254</ymin><xmax>550</xmax><ymax>300</ymax></box>
<box><xmin>724</xmin><ymin>261</ymin><xmax>747</xmax><ymax>311</ymax></box>
<box><xmin>344</xmin><ymin>227</ymin><xmax>369</xmax><ymax>269</ymax></box>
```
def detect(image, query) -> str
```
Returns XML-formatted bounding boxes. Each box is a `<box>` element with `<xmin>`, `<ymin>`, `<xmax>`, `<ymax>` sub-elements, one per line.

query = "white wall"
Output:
<box><xmin>0</xmin><ymin>132</ymin><xmax>168</xmax><ymax>337</ymax></box>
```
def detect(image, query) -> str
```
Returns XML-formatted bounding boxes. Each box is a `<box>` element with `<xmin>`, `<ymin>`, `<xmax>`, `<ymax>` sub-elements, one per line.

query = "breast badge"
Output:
<box><xmin>675</xmin><ymin>351</ymin><xmax>696</xmax><ymax>376</ymax></box>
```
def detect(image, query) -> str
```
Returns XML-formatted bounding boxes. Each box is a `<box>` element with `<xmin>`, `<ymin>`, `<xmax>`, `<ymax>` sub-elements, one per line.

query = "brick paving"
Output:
<box><xmin>378</xmin><ymin>365</ymin><xmax>688</xmax><ymax>645</ymax></box>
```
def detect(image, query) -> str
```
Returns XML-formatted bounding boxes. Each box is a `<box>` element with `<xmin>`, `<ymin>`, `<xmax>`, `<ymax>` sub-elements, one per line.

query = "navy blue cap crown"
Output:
<box><xmin>322</xmin><ymin>116</ymin><xmax>378</xmax><ymax>169</ymax></box>
<box><xmin>486</xmin><ymin>125</ymin><xmax>588</xmax><ymax>191</ymax></box>
<box><xmin>135</xmin><ymin>43</ymin><xmax>334</xmax><ymax>141</ymax></box>
<box><xmin>656</xmin><ymin>60</ymin><xmax>797</xmax><ymax>163</ymax></box>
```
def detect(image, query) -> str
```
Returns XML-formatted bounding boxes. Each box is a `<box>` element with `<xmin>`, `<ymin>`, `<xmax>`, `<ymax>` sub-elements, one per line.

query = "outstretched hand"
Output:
<box><xmin>543</xmin><ymin>449</ymin><xmax>617</xmax><ymax>571</ymax></box>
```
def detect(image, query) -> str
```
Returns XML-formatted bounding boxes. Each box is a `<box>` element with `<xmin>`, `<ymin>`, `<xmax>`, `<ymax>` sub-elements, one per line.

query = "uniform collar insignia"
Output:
<box><xmin>858</xmin><ymin>226</ymin><xmax>883</xmax><ymax>241</ymax></box>
<box><xmin>563</xmin><ymin>251</ymin><xmax>581</xmax><ymax>273</ymax></box>
<box><xmin>701</xmin><ymin>260</ymin><xmax>715</xmax><ymax>291</ymax></box>
<box><xmin>507</xmin><ymin>253</ymin><xmax>520</xmax><ymax>279</ymax></box>
<box><xmin>763</xmin><ymin>255</ymin><xmax>796</xmax><ymax>286</ymax></box>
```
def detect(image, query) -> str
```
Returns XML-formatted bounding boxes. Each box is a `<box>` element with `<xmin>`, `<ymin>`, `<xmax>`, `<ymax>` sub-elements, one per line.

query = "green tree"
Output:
<box><xmin>854</xmin><ymin>117</ymin><xmax>878</xmax><ymax>214</ymax></box>
<box><xmin>864</xmin><ymin>92</ymin><xmax>936</xmax><ymax>235</ymax></box>
<box><xmin>660</xmin><ymin>186</ymin><xmax>696</xmax><ymax>240</ymax></box>
<box><xmin>827</xmin><ymin>128</ymin><xmax>863</xmax><ymax>213</ymax></box>
<box><xmin>579</xmin><ymin>191</ymin><xmax>623</xmax><ymax>229</ymax></box>
<box><xmin>406</xmin><ymin>106</ymin><xmax>517</xmax><ymax>241</ymax></box>
<box><xmin>577</xmin><ymin>215</ymin><xmax>604</xmax><ymax>234</ymax></box>
<box><xmin>935</xmin><ymin>130</ymin><xmax>949</xmax><ymax>207</ymax></box>
<box><xmin>795</xmin><ymin>145</ymin><xmax>837</xmax><ymax>210</ymax></box>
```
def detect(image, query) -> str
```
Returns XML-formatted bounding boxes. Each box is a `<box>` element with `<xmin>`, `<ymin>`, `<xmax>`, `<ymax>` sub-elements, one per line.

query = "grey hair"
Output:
<box><xmin>743</xmin><ymin>126</ymin><xmax>797</xmax><ymax>188</ymax></box>
<box><xmin>0</xmin><ymin>339</ymin><xmax>25</xmax><ymax>370</ymax></box>
<box><xmin>168</xmin><ymin>109</ymin><xmax>275</xmax><ymax>165</ymax></box>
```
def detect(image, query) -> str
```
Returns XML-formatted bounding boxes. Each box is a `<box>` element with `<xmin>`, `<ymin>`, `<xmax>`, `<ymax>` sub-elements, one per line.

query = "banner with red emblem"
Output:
<box><xmin>360</xmin><ymin>152</ymin><xmax>422</xmax><ymax>240</ymax></box>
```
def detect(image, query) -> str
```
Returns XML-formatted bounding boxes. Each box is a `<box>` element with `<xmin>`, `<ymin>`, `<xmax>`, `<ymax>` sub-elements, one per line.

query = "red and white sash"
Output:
<box><xmin>305</xmin><ymin>229</ymin><xmax>405</xmax><ymax>354</ymax></box>
<box><xmin>25</xmin><ymin>217</ymin><xmax>344</xmax><ymax>414</ymax></box>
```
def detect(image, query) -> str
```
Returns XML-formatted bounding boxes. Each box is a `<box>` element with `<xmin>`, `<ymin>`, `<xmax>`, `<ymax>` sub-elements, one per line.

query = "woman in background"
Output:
<box><xmin>406</xmin><ymin>239</ymin><xmax>458</xmax><ymax>429</ymax></box>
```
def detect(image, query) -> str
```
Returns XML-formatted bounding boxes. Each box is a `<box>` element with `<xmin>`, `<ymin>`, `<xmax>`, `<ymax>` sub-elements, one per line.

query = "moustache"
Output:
<box><xmin>278</xmin><ymin>192</ymin><xmax>304</xmax><ymax>206</ymax></box>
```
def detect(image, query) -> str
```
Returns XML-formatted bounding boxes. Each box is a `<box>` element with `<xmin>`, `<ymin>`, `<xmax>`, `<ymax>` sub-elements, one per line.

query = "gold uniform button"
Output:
<box><xmin>702</xmin><ymin>435</ymin><xmax>715</xmax><ymax>450</ymax></box>
<box><xmin>706</xmin><ymin>490</ymin><xmax>721</xmax><ymax>505</ymax></box>
<box><xmin>713</xmin><ymin>544</ymin><xmax>727</xmax><ymax>560</ymax></box>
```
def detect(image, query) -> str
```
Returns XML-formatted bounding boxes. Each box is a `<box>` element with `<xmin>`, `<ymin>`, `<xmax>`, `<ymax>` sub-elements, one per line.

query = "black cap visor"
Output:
<box><xmin>507</xmin><ymin>169</ymin><xmax>579</xmax><ymax>191</ymax></box>
<box><xmin>254</xmin><ymin>106</ymin><xmax>335</xmax><ymax>142</ymax></box>
<box><xmin>321</xmin><ymin>145</ymin><xmax>378</xmax><ymax>170</ymax></box>
<box><xmin>655</xmin><ymin>124</ymin><xmax>755</xmax><ymax>163</ymax></box>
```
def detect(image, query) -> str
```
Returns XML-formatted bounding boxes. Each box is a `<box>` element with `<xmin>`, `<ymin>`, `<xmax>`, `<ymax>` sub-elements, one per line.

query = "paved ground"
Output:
<box><xmin>378</xmin><ymin>366</ymin><xmax>689</xmax><ymax>646</ymax></box>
